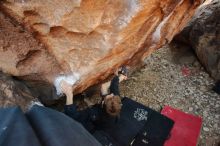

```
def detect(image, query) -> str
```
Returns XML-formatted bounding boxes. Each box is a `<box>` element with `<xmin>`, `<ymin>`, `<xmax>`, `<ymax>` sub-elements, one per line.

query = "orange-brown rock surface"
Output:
<box><xmin>0</xmin><ymin>0</ymin><xmax>201</xmax><ymax>96</ymax></box>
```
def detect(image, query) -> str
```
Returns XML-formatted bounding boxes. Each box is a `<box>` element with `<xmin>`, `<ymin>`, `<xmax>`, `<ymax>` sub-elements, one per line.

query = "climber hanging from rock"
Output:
<box><xmin>100</xmin><ymin>66</ymin><xmax>128</xmax><ymax>111</ymax></box>
<box><xmin>59</xmin><ymin>66</ymin><xmax>128</xmax><ymax>132</ymax></box>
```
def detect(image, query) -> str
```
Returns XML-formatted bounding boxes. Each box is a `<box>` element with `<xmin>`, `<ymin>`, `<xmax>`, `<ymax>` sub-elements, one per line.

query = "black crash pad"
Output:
<box><xmin>92</xmin><ymin>97</ymin><xmax>174</xmax><ymax>146</ymax></box>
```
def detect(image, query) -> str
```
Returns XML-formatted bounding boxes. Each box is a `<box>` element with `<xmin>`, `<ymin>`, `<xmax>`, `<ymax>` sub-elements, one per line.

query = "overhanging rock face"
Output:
<box><xmin>0</xmin><ymin>0</ymin><xmax>201</xmax><ymax>96</ymax></box>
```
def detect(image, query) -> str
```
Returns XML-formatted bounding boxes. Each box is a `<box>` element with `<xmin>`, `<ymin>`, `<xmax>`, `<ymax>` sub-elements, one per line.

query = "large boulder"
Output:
<box><xmin>0</xmin><ymin>0</ymin><xmax>201</xmax><ymax>97</ymax></box>
<box><xmin>175</xmin><ymin>0</ymin><xmax>220</xmax><ymax>80</ymax></box>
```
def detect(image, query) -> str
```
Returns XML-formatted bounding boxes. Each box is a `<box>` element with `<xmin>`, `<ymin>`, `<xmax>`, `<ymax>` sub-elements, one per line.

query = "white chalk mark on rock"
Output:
<box><xmin>54</xmin><ymin>73</ymin><xmax>80</xmax><ymax>95</ymax></box>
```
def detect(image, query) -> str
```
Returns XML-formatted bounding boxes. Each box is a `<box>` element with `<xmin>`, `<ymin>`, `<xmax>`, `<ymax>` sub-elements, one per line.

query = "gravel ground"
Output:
<box><xmin>118</xmin><ymin>43</ymin><xmax>220</xmax><ymax>146</ymax></box>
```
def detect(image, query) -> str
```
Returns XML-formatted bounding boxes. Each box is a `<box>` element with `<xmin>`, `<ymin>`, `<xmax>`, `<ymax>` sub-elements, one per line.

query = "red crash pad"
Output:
<box><xmin>161</xmin><ymin>106</ymin><xmax>202</xmax><ymax>146</ymax></box>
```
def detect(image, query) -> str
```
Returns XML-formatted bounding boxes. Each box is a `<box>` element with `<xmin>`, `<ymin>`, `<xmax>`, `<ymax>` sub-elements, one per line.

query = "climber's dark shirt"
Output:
<box><xmin>110</xmin><ymin>76</ymin><xmax>120</xmax><ymax>96</ymax></box>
